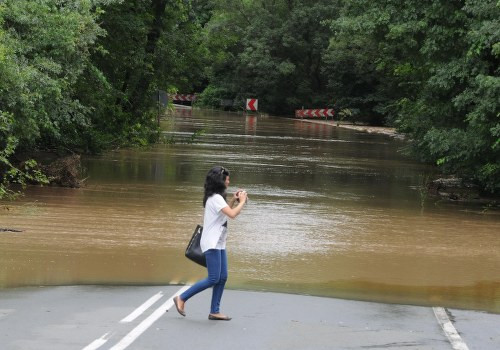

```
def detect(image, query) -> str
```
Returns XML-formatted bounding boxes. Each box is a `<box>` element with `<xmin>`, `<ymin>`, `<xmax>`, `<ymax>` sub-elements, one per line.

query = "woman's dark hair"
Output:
<box><xmin>203</xmin><ymin>166</ymin><xmax>230</xmax><ymax>207</ymax></box>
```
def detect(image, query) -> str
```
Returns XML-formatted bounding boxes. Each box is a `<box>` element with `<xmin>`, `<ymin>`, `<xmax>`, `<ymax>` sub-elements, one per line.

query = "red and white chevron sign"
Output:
<box><xmin>246</xmin><ymin>98</ymin><xmax>258</xmax><ymax>111</ymax></box>
<box><xmin>295</xmin><ymin>109</ymin><xmax>335</xmax><ymax>118</ymax></box>
<box><xmin>169</xmin><ymin>94</ymin><xmax>197</xmax><ymax>102</ymax></box>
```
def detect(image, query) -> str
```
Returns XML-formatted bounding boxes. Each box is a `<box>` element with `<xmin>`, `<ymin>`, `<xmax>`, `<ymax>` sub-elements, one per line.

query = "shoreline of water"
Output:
<box><xmin>291</xmin><ymin>117</ymin><xmax>402</xmax><ymax>138</ymax></box>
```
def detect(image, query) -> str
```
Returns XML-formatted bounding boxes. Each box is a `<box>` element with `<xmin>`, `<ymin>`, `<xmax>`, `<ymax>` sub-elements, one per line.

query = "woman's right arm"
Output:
<box><xmin>221</xmin><ymin>191</ymin><xmax>247</xmax><ymax>219</ymax></box>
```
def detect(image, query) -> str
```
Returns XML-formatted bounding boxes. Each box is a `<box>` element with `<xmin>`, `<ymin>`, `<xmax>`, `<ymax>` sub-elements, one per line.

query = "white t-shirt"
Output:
<box><xmin>200</xmin><ymin>194</ymin><xmax>229</xmax><ymax>252</ymax></box>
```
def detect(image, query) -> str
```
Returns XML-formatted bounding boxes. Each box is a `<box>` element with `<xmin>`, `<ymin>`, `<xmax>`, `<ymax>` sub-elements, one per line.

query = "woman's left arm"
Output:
<box><xmin>228</xmin><ymin>197</ymin><xmax>237</xmax><ymax>208</ymax></box>
<box><xmin>228</xmin><ymin>191</ymin><xmax>240</xmax><ymax>208</ymax></box>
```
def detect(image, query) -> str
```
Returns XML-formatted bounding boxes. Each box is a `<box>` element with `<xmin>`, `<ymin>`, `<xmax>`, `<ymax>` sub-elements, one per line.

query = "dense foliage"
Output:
<box><xmin>1</xmin><ymin>0</ymin><xmax>498</xmax><ymax>196</ymax></box>
<box><xmin>0</xmin><ymin>0</ymin><xmax>208</xmax><ymax>198</ymax></box>
<box><xmin>0</xmin><ymin>0</ymin><xmax>106</xmax><ymax>199</ymax></box>
<box><xmin>199</xmin><ymin>0</ymin><xmax>500</xmax><ymax>193</ymax></box>
<box><xmin>327</xmin><ymin>0</ymin><xmax>500</xmax><ymax>192</ymax></box>
<box><xmin>196</xmin><ymin>0</ymin><xmax>339</xmax><ymax>116</ymax></box>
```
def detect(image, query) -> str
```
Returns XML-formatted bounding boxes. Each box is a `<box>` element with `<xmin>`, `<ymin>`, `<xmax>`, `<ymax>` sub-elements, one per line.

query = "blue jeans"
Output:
<box><xmin>180</xmin><ymin>249</ymin><xmax>228</xmax><ymax>314</ymax></box>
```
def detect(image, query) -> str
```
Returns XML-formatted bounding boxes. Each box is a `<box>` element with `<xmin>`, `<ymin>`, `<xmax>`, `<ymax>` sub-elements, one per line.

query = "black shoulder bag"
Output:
<box><xmin>185</xmin><ymin>225</ymin><xmax>207</xmax><ymax>267</ymax></box>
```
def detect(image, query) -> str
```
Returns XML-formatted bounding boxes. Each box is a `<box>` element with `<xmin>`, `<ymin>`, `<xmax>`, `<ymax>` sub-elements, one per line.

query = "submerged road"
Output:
<box><xmin>0</xmin><ymin>285</ymin><xmax>499</xmax><ymax>350</ymax></box>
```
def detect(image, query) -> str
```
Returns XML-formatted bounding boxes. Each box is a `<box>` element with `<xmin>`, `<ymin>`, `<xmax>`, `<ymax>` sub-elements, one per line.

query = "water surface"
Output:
<box><xmin>1</xmin><ymin>109</ymin><xmax>499</xmax><ymax>313</ymax></box>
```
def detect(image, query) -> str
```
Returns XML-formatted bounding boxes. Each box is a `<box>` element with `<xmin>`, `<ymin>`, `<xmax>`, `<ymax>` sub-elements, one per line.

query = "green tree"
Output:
<box><xmin>328</xmin><ymin>0</ymin><xmax>499</xmax><ymax>192</ymax></box>
<box><xmin>0</xmin><ymin>0</ymin><xmax>107</xmax><ymax>152</ymax></box>
<box><xmin>83</xmin><ymin>0</ymin><xmax>210</xmax><ymax>146</ymax></box>
<box><xmin>1</xmin><ymin>0</ymin><xmax>212</xmax><ymax>198</ymax></box>
<box><xmin>199</xmin><ymin>0</ymin><xmax>339</xmax><ymax>115</ymax></box>
<box><xmin>0</xmin><ymin>0</ymin><xmax>110</xmax><ymax>198</ymax></box>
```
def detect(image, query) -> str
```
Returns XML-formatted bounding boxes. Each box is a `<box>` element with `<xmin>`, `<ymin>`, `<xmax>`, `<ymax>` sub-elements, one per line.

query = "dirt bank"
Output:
<box><xmin>296</xmin><ymin>119</ymin><xmax>402</xmax><ymax>138</ymax></box>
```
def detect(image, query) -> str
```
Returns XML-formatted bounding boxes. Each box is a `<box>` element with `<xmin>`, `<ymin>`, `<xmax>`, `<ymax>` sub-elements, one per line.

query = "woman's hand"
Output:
<box><xmin>229</xmin><ymin>190</ymin><xmax>241</xmax><ymax>207</ymax></box>
<box><xmin>222</xmin><ymin>190</ymin><xmax>248</xmax><ymax>218</ymax></box>
<box><xmin>237</xmin><ymin>190</ymin><xmax>248</xmax><ymax>204</ymax></box>
<box><xmin>232</xmin><ymin>190</ymin><xmax>241</xmax><ymax>202</ymax></box>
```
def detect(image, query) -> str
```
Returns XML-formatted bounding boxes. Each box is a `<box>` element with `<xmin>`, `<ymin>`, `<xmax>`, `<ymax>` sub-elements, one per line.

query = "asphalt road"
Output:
<box><xmin>0</xmin><ymin>285</ymin><xmax>499</xmax><ymax>350</ymax></box>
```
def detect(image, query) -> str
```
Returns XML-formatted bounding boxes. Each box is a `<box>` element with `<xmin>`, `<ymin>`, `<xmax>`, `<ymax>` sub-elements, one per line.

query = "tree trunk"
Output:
<box><xmin>127</xmin><ymin>0</ymin><xmax>168</xmax><ymax>116</ymax></box>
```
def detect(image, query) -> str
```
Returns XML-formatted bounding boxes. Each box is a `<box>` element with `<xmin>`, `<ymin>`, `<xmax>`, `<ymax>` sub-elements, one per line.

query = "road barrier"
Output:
<box><xmin>169</xmin><ymin>94</ymin><xmax>197</xmax><ymax>102</ymax></box>
<box><xmin>295</xmin><ymin>108</ymin><xmax>335</xmax><ymax>119</ymax></box>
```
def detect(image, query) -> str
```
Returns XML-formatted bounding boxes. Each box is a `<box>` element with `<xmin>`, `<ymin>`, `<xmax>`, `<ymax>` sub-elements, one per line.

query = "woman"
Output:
<box><xmin>173</xmin><ymin>166</ymin><xmax>247</xmax><ymax>321</ymax></box>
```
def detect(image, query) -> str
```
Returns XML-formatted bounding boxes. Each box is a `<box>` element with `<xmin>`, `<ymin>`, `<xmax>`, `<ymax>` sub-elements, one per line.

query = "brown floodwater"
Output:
<box><xmin>1</xmin><ymin>109</ymin><xmax>499</xmax><ymax>313</ymax></box>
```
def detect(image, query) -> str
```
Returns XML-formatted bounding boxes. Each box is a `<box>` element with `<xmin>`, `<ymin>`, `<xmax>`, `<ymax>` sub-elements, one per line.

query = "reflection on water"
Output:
<box><xmin>1</xmin><ymin>109</ymin><xmax>499</xmax><ymax>313</ymax></box>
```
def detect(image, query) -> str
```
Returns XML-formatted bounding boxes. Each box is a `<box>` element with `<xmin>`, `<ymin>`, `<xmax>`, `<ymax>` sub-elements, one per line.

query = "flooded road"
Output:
<box><xmin>1</xmin><ymin>109</ymin><xmax>499</xmax><ymax>313</ymax></box>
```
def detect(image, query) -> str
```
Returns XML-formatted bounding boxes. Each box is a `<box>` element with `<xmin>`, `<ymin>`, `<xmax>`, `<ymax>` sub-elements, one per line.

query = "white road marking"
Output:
<box><xmin>82</xmin><ymin>332</ymin><xmax>111</xmax><ymax>350</ymax></box>
<box><xmin>120</xmin><ymin>291</ymin><xmax>164</xmax><ymax>323</ymax></box>
<box><xmin>433</xmin><ymin>307</ymin><xmax>470</xmax><ymax>350</ymax></box>
<box><xmin>109</xmin><ymin>286</ymin><xmax>190</xmax><ymax>350</ymax></box>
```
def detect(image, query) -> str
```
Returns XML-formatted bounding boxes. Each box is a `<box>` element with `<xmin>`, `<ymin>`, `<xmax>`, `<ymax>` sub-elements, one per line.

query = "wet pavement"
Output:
<box><xmin>1</xmin><ymin>285</ymin><xmax>499</xmax><ymax>350</ymax></box>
